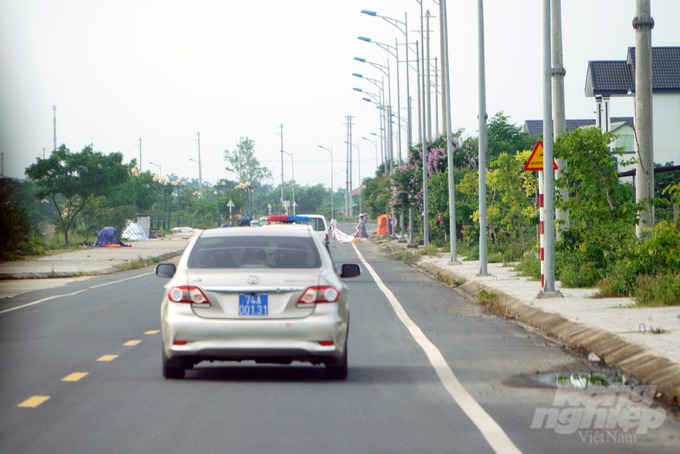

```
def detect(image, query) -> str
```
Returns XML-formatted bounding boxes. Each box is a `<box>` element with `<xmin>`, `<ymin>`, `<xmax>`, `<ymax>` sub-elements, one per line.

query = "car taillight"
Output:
<box><xmin>296</xmin><ymin>286</ymin><xmax>339</xmax><ymax>307</ymax></box>
<box><xmin>168</xmin><ymin>286</ymin><xmax>211</xmax><ymax>307</ymax></box>
<box><xmin>325</xmin><ymin>233</ymin><xmax>329</xmax><ymax>240</ymax></box>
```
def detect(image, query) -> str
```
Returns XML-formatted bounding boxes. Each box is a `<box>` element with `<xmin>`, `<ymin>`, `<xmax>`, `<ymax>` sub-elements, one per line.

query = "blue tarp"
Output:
<box><xmin>87</xmin><ymin>227</ymin><xmax>130</xmax><ymax>247</ymax></box>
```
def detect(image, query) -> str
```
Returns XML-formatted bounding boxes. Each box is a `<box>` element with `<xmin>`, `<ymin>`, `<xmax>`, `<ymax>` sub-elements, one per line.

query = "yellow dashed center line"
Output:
<box><xmin>123</xmin><ymin>340</ymin><xmax>141</xmax><ymax>346</ymax></box>
<box><xmin>62</xmin><ymin>372</ymin><xmax>89</xmax><ymax>382</ymax></box>
<box><xmin>97</xmin><ymin>354</ymin><xmax>118</xmax><ymax>361</ymax></box>
<box><xmin>145</xmin><ymin>330</ymin><xmax>159</xmax><ymax>335</ymax></box>
<box><xmin>18</xmin><ymin>396</ymin><xmax>50</xmax><ymax>408</ymax></box>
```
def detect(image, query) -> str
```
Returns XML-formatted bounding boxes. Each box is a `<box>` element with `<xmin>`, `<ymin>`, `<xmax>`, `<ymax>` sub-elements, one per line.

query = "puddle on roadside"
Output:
<box><xmin>534</xmin><ymin>370</ymin><xmax>639</xmax><ymax>389</ymax></box>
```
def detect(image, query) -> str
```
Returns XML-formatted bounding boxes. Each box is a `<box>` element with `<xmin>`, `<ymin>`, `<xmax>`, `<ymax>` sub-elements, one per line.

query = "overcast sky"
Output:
<box><xmin>1</xmin><ymin>0</ymin><xmax>679</xmax><ymax>192</ymax></box>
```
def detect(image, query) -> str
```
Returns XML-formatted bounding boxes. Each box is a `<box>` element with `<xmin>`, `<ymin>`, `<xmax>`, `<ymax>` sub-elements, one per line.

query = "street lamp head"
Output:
<box><xmin>360</xmin><ymin>10</ymin><xmax>377</xmax><ymax>16</ymax></box>
<box><xmin>358</xmin><ymin>36</ymin><xmax>371</xmax><ymax>42</ymax></box>
<box><xmin>362</xmin><ymin>98</ymin><xmax>372</xmax><ymax>102</ymax></box>
<box><xmin>352</xmin><ymin>73</ymin><xmax>363</xmax><ymax>78</ymax></box>
<box><xmin>352</xmin><ymin>87</ymin><xmax>363</xmax><ymax>92</ymax></box>
<box><xmin>354</xmin><ymin>57</ymin><xmax>366</xmax><ymax>62</ymax></box>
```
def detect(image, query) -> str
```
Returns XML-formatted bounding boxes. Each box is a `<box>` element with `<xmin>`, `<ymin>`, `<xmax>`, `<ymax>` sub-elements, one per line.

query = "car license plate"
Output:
<box><xmin>239</xmin><ymin>294</ymin><xmax>268</xmax><ymax>316</ymax></box>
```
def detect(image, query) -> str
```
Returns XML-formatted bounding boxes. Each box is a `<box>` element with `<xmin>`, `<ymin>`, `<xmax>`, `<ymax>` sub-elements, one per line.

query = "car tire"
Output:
<box><xmin>162</xmin><ymin>349</ymin><xmax>185</xmax><ymax>379</ymax></box>
<box><xmin>325</xmin><ymin>344</ymin><xmax>348</xmax><ymax>380</ymax></box>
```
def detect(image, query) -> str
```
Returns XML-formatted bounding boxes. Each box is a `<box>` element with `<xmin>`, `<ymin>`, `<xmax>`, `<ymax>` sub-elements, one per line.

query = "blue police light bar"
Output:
<box><xmin>354</xmin><ymin>57</ymin><xmax>366</xmax><ymax>62</ymax></box>
<box><xmin>352</xmin><ymin>73</ymin><xmax>363</xmax><ymax>78</ymax></box>
<box><xmin>361</xmin><ymin>10</ymin><xmax>377</xmax><ymax>16</ymax></box>
<box><xmin>357</xmin><ymin>36</ymin><xmax>371</xmax><ymax>42</ymax></box>
<box><xmin>353</xmin><ymin>87</ymin><xmax>363</xmax><ymax>92</ymax></box>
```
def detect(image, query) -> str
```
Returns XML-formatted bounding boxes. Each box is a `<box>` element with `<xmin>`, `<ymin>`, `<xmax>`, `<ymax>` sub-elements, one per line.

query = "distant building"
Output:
<box><xmin>523</xmin><ymin>118</ymin><xmax>633</xmax><ymax>137</ymax></box>
<box><xmin>584</xmin><ymin>47</ymin><xmax>680</xmax><ymax>167</ymax></box>
<box><xmin>523</xmin><ymin>118</ymin><xmax>636</xmax><ymax>179</ymax></box>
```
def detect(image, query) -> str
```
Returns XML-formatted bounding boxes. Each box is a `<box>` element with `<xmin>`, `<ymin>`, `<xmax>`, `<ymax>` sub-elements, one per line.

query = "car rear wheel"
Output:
<box><xmin>325</xmin><ymin>344</ymin><xmax>348</xmax><ymax>380</ymax></box>
<box><xmin>162</xmin><ymin>349</ymin><xmax>185</xmax><ymax>379</ymax></box>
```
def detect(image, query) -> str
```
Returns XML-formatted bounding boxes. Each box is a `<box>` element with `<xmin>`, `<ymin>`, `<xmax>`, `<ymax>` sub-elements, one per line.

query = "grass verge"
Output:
<box><xmin>115</xmin><ymin>256</ymin><xmax>161</xmax><ymax>271</ymax></box>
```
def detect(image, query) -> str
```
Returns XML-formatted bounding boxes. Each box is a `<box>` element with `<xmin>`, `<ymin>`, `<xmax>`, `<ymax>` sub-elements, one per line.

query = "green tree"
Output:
<box><xmin>553</xmin><ymin>127</ymin><xmax>640</xmax><ymax>286</ymax></box>
<box><xmin>487</xmin><ymin>113</ymin><xmax>536</xmax><ymax>163</ymax></box>
<box><xmin>224</xmin><ymin>137</ymin><xmax>272</xmax><ymax>185</ymax></box>
<box><xmin>25</xmin><ymin>145</ymin><xmax>129</xmax><ymax>245</ymax></box>
<box><xmin>486</xmin><ymin>150</ymin><xmax>538</xmax><ymax>257</ymax></box>
<box><xmin>0</xmin><ymin>178</ymin><xmax>32</xmax><ymax>258</ymax></box>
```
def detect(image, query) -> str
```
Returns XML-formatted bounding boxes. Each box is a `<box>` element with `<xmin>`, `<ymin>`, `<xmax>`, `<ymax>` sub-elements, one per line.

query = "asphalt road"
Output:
<box><xmin>1</xmin><ymin>231</ymin><xmax>678</xmax><ymax>453</ymax></box>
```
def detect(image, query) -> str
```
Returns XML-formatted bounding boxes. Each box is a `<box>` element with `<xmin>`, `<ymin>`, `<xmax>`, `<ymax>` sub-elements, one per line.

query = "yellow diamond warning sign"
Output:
<box><xmin>524</xmin><ymin>141</ymin><xmax>558</xmax><ymax>171</ymax></box>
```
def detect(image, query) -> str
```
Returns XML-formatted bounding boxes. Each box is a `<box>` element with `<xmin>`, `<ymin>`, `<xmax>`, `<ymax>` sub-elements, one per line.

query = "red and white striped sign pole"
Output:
<box><xmin>524</xmin><ymin>141</ymin><xmax>556</xmax><ymax>288</ymax></box>
<box><xmin>538</xmin><ymin>170</ymin><xmax>545</xmax><ymax>287</ymax></box>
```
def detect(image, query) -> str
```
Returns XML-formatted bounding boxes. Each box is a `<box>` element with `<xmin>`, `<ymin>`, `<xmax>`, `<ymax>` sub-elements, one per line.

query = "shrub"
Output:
<box><xmin>597</xmin><ymin>220</ymin><xmax>680</xmax><ymax>300</ymax></box>
<box><xmin>422</xmin><ymin>243</ymin><xmax>439</xmax><ymax>256</ymax></box>
<box><xmin>514</xmin><ymin>252</ymin><xmax>541</xmax><ymax>281</ymax></box>
<box><xmin>634</xmin><ymin>273</ymin><xmax>680</xmax><ymax>306</ymax></box>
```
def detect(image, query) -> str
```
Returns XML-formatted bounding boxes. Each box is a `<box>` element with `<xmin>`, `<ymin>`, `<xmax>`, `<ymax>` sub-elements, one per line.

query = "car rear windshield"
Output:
<box><xmin>187</xmin><ymin>235</ymin><xmax>322</xmax><ymax>269</ymax></box>
<box><xmin>299</xmin><ymin>218</ymin><xmax>325</xmax><ymax>231</ymax></box>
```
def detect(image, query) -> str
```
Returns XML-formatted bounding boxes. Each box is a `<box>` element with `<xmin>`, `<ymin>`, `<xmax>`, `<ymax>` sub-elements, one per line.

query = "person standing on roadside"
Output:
<box><xmin>330</xmin><ymin>215</ymin><xmax>338</xmax><ymax>241</ymax></box>
<box><xmin>355</xmin><ymin>215</ymin><xmax>365</xmax><ymax>238</ymax></box>
<box><xmin>360</xmin><ymin>213</ymin><xmax>368</xmax><ymax>238</ymax></box>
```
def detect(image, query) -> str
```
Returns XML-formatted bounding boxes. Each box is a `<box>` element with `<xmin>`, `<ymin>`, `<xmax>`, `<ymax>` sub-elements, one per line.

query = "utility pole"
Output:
<box><xmin>542</xmin><ymin>0</ymin><xmax>559</xmax><ymax>295</ymax></box>
<box><xmin>1</xmin><ymin>152</ymin><xmax>4</xmax><ymax>177</ymax></box>
<box><xmin>194</xmin><ymin>133</ymin><xmax>203</xmax><ymax>199</ymax></box>
<box><xmin>137</xmin><ymin>138</ymin><xmax>142</xmax><ymax>172</ymax></box>
<box><xmin>426</xmin><ymin>10</ymin><xmax>433</xmax><ymax>141</ymax></box>
<box><xmin>276</xmin><ymin>124</ymin><xmax>284</xmax><ymax>208</ymax></box>
<box><xmin>552</xmin><ymin>0</ymin><xmax>569</xmax><ymax>238</ymax></box>
<box><xmin>418</xmin><ymin>0</ymin><xmax>430</xmax><ymax>246</ymax></box>
<box><xmin>345</xmin><ymin>116</ymin><xmax>355</xmax><ymax>217</ymax></box>
<box><xmin>634</xmin><ymin>0</ymin><xmax>655</xmax><ymax>237</ymax></box>
<box><xmin>441</xmin><ymin>0</ymin><xmax>459</xmax><ymax>263</ymax></box>
<box><xmin>53</xmin><ymin>105</ymin><xmax>57</xmax><ymax>151</ymax></box>
<box><xmin>477</xmin><ymin>0</ymin><xmax>489</xmax><ymax>275</ymax></box>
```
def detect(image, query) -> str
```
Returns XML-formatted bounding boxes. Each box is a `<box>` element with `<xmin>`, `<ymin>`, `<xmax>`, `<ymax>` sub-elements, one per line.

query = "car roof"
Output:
<box><xmin>199</xmin><ymin>225</ymin><xmax>313</xmax><ymax>238</ymax></box>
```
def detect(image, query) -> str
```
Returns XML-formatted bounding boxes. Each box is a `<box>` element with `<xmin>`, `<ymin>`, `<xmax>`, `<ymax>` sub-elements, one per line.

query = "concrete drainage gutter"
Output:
<box><xmin>413</xmin><ymin>258</ymin><xmax>680</xmax><ymax>400</ymax></box>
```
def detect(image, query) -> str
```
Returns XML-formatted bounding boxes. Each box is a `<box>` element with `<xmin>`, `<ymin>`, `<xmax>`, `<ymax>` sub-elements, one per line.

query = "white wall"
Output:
<box><xmin>653</xmin><ymin>94</ymin><xmax>680</xmax><ymax>166</ymax></box>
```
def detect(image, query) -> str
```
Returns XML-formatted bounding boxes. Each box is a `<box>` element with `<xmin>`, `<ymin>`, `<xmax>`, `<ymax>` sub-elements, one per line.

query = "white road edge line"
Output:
<box><xmin>0</xmin><ymin>272</ymin><xmax>155</xmax><ymax>315</ymax></box>
<box><xmin>352</xmin><ymin>243</ymin><xmax>522</xmax><ymax>454</ymax></box>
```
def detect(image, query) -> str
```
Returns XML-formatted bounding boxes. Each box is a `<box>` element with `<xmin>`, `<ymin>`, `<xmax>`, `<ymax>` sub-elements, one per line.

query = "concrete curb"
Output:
<box><xmin>410</xmin><ymin>257</ymin><xmax>680</xmax><ymax>399</ymax></box>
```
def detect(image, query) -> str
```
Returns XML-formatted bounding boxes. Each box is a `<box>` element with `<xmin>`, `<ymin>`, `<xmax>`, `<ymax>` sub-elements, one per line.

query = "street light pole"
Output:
<box><xmin>478</xmin><ymin>0</ymin><xmax>489</xmax><ymax>275</ymax></box>
<box><xmin>277</xmin><ymin>125</ymin><xmax>285</xmax><ymax>211</ymax></box>
<box><xmin>359</xmin><ymin>10</ymin><xmax>409</xmax><ymax>162</ymax></box>
<box><xmin>149</xmin><ymin>161</ymin><xmax>162</xmax><ymax>230</ymax></box>
<box><xmin>418</xmin><ymin>1</ymin><xmax>430</xmax><ymax>247</ymax></box>
<box><xmin>194</xmin><ymin>133</ymin><xmax>203</xmax><ymax>199</ymax></box>
<box><xmin>345</xmin><ymin>141</ymin><xmax>362</xmax><ymax>215</ymax></box>
<box><xmin>441</xmin><ymin>0</ymin><xmax>458</xmax><ymax>263</ymax></box>
<box><xmin>281</xmin><ymin>149</ymin><xmax>295</xmax><ymax>215</ymax></box>
<box><xmin>319</xmin><ymin>145</ymin><xmax>334</xmax><ymax>220</ymax></box>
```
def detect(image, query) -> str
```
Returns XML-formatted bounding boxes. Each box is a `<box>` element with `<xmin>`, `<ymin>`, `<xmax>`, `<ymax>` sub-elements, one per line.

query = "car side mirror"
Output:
<box><xmin>155</xmin><ymin>263</ymin><xmax>176</xmax><ymax>278</ymax></box>
<box><xmin>340</xmin><ymin>263</ymin><xmax>361</xmax><ymax>279</ymax></box>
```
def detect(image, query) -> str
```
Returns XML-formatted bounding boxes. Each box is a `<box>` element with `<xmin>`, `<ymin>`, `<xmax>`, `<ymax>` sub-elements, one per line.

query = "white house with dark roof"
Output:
<box><xmin>523</xmin><ymin>118</ymin><xmax>637</xmax><ymax>177</ymax></box>
<box><xmin>585</xmin><ymin>47</ymin><xmax>680</xmax><ymax>167</ymax></box>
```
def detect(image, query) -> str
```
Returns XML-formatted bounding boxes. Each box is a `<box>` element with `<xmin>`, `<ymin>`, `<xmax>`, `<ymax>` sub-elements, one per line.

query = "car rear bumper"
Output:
<box><xmin>162</xmin><ymin>311</ymin><xmax>348</xmax><ymax>365</ymax></box>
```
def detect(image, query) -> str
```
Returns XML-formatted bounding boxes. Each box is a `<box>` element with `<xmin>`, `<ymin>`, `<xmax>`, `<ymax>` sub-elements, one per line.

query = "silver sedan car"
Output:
<box><xmin>155</xmin><ymin>224</ymin><xmax>360</xmax><ymax>380</ymax></box>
